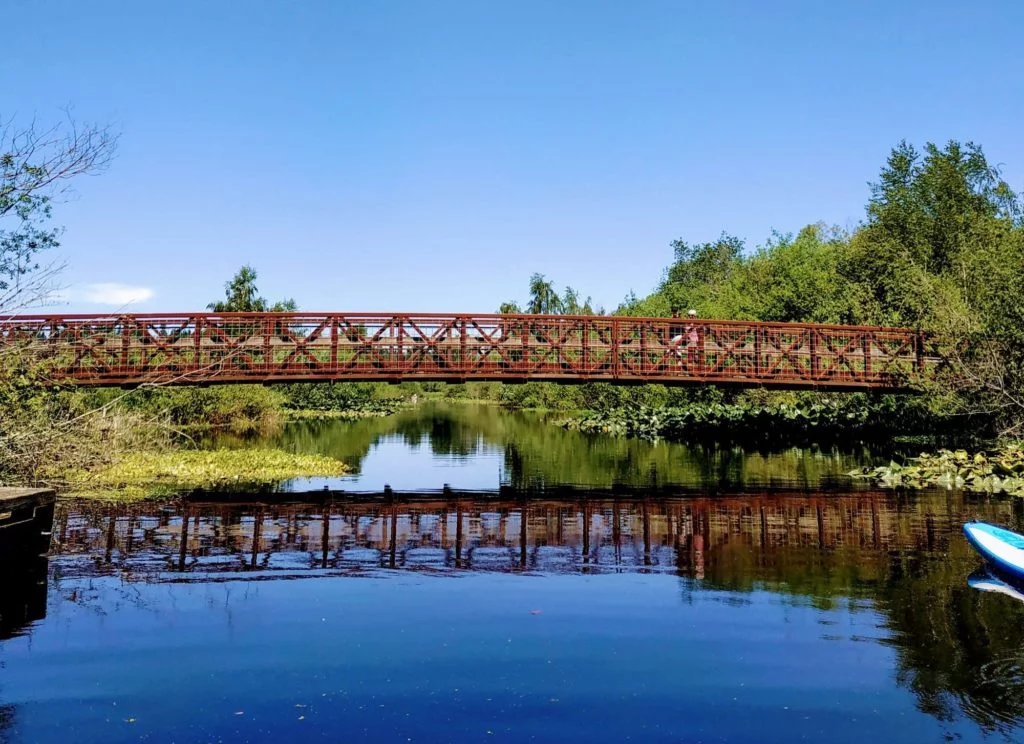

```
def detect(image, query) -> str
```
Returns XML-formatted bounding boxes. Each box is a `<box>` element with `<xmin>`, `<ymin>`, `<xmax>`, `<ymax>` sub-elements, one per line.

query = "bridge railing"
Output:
<box><xmin>0</xmin><ymin>312</ymin><xmax>944</xmax><ymax>389</ymax></box>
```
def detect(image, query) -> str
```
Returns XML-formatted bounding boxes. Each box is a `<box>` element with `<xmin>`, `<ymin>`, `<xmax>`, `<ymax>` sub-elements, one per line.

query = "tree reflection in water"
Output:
<box><xmin>210</xmin><ymin>402</ymin><xmax>881</xmax><ymax>491</ymax></box>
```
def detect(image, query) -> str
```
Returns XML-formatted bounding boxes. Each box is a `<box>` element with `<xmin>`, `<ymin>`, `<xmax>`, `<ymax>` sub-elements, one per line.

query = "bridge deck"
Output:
<box><xmin>0</xmin><ymin>312</ymin><xmax>943</xmax><ymax>390</ymax></box>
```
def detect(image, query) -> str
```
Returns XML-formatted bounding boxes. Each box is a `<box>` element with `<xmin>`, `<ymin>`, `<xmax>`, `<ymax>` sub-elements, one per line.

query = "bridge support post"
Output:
<box><xmin>809</xmin><ymin>330</ymin><xmax>820</xmax><ymax>379</ymax></box>
<box><xmin>460</xmin><ymin>317</ymin><xmax>467</xmax><ymax>374</ymax></box>
<box><xmin>397</xmin><ymin>319</ymin><xmax>404</xmax><ymax>371</ymax></box>
<box><xmin>263</xmin><ymin>316</ymin><xmax>273</xmax><ymax>375</ymax></box>
<box><xmin>194</xmin><ymin>316</ymin><xmax>203</xmax><ymax>371</ymax></box>
<box><xmin>640</xmin><ymin>322</ymin><xmax>647</xmax><ymax>376</ymax></box>
<box><xmin>582</xmin><ymin>319</ymin><xmax>590</xmax><ymax>374</ymax></box>
<box><xmin>330</xmin><ymin>316</ymin><xmax>339</xmax><ymax>373</ymax></box>
<box><xmin>862</xmin><ymin>332</ymin><xmax>872</xmax><ymax>381</ymax></box>
<box><xmin>753</xmin><ymin>326</ymin><xmax>762</xmax><ymax>378</ymax></box>
<box><xmin>520</xmin><ymin>322</ymin><xmax>529</xmax><ymax>373</ymax></box>
<box><xmin>611</xmin><ymin>318</ymin><xmax>620</xmax><ymax>379</ymax></box>
<box><xmin>120</xmin><ymin>316</ymin><xmax>130</xmax><ymax>375</ymax></box>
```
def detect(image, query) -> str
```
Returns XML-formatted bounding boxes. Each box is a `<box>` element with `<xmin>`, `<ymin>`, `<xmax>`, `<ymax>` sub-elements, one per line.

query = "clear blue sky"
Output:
<box><xmin>4</xmin><ymin>0</ymin><xmax>1022</xmax><ymax>314</ymax></box>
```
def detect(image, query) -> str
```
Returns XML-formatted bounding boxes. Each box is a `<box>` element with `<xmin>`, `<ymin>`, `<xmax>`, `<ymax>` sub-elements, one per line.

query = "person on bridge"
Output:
<box><xmin>685</xmin><ymin>309</ymin><xmax>699</xmax><ymax>362</ymax></box>
<box><xmin>670</xmin><ymin>309</ymin><xmax>700</xmax><ymax>367</ymax></box>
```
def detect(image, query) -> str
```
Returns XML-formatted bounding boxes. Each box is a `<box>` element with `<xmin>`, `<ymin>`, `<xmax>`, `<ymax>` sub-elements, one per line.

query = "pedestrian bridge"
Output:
<box><xmin>0</xmin><ymin>312</ymin><xmax>943</xmax><ymax>391</ymax></box>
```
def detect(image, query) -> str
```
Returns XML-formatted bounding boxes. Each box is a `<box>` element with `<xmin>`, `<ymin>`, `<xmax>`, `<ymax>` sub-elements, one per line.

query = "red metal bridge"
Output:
<box><xmin>0</xmin><ymin>312</ymin><xmax>943</xmax><ymax>390</ymax></box>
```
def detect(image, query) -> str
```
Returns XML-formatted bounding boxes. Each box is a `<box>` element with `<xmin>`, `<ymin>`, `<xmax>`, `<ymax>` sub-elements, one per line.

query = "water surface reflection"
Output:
<box><xmin>6</xmin><ymin>399</ymin><xmax>1024</xmax><ymax>743</ymax></box>
<box><xmin>50</xmin><ymin>490</ymin><xmax>998</xmax><ymax>583</ymax></box>
<box><xmin>212</xmin><ymin>403</ymin><xmax>884</xmax><ymax>491</ymax></box>
<box><xmin>26</xmin><ymin>489</ymin><xmax>1024</xmax><ymax>741</ymax></box>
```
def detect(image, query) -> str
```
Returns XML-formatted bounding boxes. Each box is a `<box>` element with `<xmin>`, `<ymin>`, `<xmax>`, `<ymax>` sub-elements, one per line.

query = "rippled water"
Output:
<box><xmin>3</xmin><ymin>403</ymin><xmax>1024</xmax><ymax>743</ymax></box>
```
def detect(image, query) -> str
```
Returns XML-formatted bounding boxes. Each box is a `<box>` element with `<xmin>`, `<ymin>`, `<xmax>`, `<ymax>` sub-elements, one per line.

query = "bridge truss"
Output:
<box><xmin>0</xmin><ymin>312</ymin><xmax>942</xmax><ymax>390</ymax></box>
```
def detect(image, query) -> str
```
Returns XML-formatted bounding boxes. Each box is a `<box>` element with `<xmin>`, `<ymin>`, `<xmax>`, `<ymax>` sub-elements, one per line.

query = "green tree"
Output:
<box><xmin>207</xmin><ymin>265</ymin><xmax>297</xmax><ymax>312</ymax></box>
<box><xmin>560</xmin><ymin>285</ymin><xmax>594</xmax><ymax>315</ymax></box>
<box><xmin>832</xmin><ymin>140</ymin><xmax>1024</xmax><ymax>432</ymax></box>
<box><xmin>527</xmin><ymin>272</ymin><xmax>563</xmax><ymax>314</ymax></box>
<box><xmin>660</xmin><ymin>233</ymin><xmax>744</xmax><ymax>314</ymax></box>
<box><xmin>726</xmin><ymin>225</ymin><xmax>853</xmax><ymax>323</ymax></box>
<box><xmin>497</xmin><ymin>301</ymin><xmax>522</xmax><ymax>314</ymax></box>
<box><xmin>842</xmin><ymin>140</ymin><xmax>1021</xmax><ymax>327</ymax></box>
<box><xmin>504</xmin><ymin>275</ymin><xmax>597</xmax><ymax>316</ymax></box>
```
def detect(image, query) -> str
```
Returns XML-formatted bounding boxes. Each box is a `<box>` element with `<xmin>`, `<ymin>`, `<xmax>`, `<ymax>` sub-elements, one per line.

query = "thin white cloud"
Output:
<box><xmin>81</xmin><ymin>283</ymin><xmax>155</xmax><ymax>305</ymax></box>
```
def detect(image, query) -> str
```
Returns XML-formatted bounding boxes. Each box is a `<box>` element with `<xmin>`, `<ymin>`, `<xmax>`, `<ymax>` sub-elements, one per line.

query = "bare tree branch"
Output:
<box><xmin>0</xmin><ymin>109</ymin><xmax>118</xmax><ymax>214</ymax></box>
<box><xmin>1</xmin><ymin>110</ymin><xmax>119</xmax><ymax>314</ymax></box>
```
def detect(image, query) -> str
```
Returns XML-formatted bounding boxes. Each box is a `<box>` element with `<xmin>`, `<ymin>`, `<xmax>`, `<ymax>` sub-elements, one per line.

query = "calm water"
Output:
<box><xmin>4</xmin><ymin>404</ymin><xmax>1024</xmax><ymax>743</ymax></box>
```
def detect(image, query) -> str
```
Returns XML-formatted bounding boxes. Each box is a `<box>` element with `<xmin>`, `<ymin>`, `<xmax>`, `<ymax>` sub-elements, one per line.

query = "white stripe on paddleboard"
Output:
<box><xmin>967</xmin><ymin>526</ymin><xmax>1024</xmax><ymax>571</ymax></box>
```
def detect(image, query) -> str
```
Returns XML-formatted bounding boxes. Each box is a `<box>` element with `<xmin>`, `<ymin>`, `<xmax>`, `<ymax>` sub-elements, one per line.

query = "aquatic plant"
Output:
<box><xmin>285</xmin><ymin>407</ymin><xmax>395</xmax><ymax>421</ymax></box>
<box><xmin>849</xmin><ymin>444</ymin><xmax>1024</xmax><ymax>496</ymax></box>
<box><xmin>559</xmin><ymin>399</ymin><xmax>895</xmax><ymax>441</ymax></box>
<box><xmin>63</xmin><ymin>448</ymin><xmax>349</xmax><ymax>499</ymax></box>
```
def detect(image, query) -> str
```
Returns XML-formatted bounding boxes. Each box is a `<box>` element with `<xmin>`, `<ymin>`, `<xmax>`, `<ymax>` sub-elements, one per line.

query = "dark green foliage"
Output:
<box><xmin>84</xmin><ymin>385</ymin><xmax>288</xmax><ymax>434</ymax></box>
<box><xmin>281</xmin><ymin>382</ymin><xmax>396</xmax><ymax>414</ymax></box>
<box><xmin>498</xmin><ymin>382</ymin><xmax>580</xmax><ymax>411</ymax></box>
<box><xmin>661</xmin><ymin>233</ymin><xmax>744</xmax><ymax>314</ymax></box>
<box><xmin>840</xmin><ymin>141</ymin><xmax>1020</xmax><ymax>327</ymax></box>
<box><xmin>497</xmin><ymin>301</ymin><xmax>522</xmax><ymax>314</ymax></box>
<box><xmin>617</xmin><ymin>226</ymin><xmax>853</xmax><ymax>323</ymax></box>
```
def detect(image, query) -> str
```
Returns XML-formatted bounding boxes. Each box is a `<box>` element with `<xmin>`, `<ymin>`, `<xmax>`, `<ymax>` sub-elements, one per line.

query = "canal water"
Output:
<box><xmin>3</xmin><ymin>403</ymin><xmax>1024</xmax><ymax>743</ymax></box>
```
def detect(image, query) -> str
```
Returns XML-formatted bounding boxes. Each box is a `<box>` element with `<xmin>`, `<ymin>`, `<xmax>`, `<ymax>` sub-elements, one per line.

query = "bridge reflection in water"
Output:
<box><xmin>32</xmin><ymin>488</ymin><xmax>1024</xmax><ymax>738</ymax></box>
<box><xmin>51</xmin><ymin>489</ymin><xmax>1022</xmax><ymax>586</ymax></box>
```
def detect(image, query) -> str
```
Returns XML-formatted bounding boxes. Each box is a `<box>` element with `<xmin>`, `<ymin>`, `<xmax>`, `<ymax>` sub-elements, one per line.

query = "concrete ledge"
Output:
<box><xmin>0</xmin><ymin>487</ymin><xmax>56</xmax><ymax>507</ymax></box>
<box><xmin>0</xmin><ymin>488</ymin><xmax>56</xmax><ymax>532</ymax></box>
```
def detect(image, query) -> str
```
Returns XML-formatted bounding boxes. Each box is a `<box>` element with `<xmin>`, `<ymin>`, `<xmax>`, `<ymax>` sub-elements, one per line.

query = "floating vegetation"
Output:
<box><xmin>560</xmin><ymin>400</ymin><xmax>894</xmax><ymax>441</ymax></box>
<box><xmin>849</xmin><ymin>444</ymin><xmax>1024</xmax><ymax>496</ymax></box>
<box><xmin>63</xmin><ymin>448</ymin><xmax>349</xmax><ymax>500</ymax></box>
<box><xmin>285</xmin><ymin>408</ymin><xmax>394</xmax><ymax>421</ymax></box>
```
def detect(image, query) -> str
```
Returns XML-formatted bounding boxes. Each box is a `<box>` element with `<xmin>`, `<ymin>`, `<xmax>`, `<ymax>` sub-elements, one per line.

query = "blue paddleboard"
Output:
<box><xmin>963</xmin><ymin>521</ymin><xmax>1024</xmax><ymax>581</ymax></box>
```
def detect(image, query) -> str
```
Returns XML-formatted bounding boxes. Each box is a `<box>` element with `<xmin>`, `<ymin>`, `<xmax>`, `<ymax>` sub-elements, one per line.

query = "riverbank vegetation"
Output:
<box><xmin>0</xmin><ymin>122</ymin><xmax>368</xmax><ymax>488</ymax></box>
<box><xmin>0</xmin><ymin>114</ymin><xmax>136</xmax><ymax>486</ymax></box>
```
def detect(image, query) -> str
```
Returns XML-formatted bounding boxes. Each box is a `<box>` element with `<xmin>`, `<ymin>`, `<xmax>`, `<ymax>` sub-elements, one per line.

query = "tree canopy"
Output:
<box><xmin>617</xmin><ymin>139</ymin><xmax>1024</xmax><ymax>434</ymax></box>
<box><xmin>207</xmin><ymin>265</ymin><xmax>297</xmax><ymax>312</ymax></box>
<box><xmin>499</xmin><ymin>273</ymin><xmax>597</xmax><ymax>315</ymax></box>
